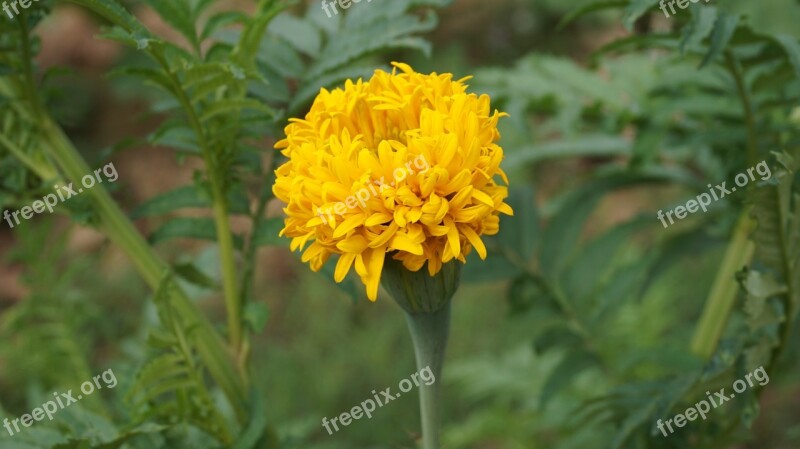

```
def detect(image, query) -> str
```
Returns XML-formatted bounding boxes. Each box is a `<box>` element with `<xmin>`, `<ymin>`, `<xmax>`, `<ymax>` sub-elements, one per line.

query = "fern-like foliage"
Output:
<box><xmin>745</xmin><ymin>150</ymin><xmax>799</xmax><ymax>364</ymax></box>
<box><xmin>2</xmin><ymin>0</ymin><xmax>454</xmax><ymax>446</ymax></box>
<box><xmin>446</xmin><ymin>2</ymin><xmax>800</xmax><ymax>448</ymax></box>
<box><xmin>126</xmin><ymin>275</ymin><xmax>234</xmax><ymax>444</ymax></box>
<box><xmin>0</xmin><ymin>221</ymin><xmax>93</xmax><ymax>395</ymax></box>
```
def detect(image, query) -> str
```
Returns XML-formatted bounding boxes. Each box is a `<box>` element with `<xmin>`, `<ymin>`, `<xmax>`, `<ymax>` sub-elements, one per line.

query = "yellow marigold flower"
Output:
<box><xmin>273</xmin><ymin>62</ymin><xmax>513</xmax><ymax>301</ymax></box>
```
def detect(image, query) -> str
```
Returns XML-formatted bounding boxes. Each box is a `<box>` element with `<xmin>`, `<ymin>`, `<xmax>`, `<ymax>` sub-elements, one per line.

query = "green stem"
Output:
<box><xmin>691</xmin><ymin>53</ymin><xmax>762</xmax><ymax>359</ymax></box>
<box><xmin>690</xmin><ymin>212</ymin><xmax>756</xmax><ymax>358</ymax></box>
<box><xmin>404</xmin><ymin>303</ymin><xmax>451</xmax><ymax>449</ymax></box>
<box><xmin>38</xmin><ymin>116</ymin><xmax>248</xmax><ymax>422</ymax></box>
<box><xmin>211</xmin><ymin>181</ymin><xmax>243</xmax><ymax>351</ymax></box>
<box><xmin>726</xmin><ymin>51</ymin><xmax>759</xmax><ymax>168</ymax></box>
<box><xmin>0</xmin><ymin>133</ymin><xmax>57</xmax><ymax>181</ymax></box>
<box><xmin>3</xmin><ymin>5</ymin><xmax>248</xmax><ymax>425</ymax></box>
<box><xmin>149</xmin><ymin>51</ymin><xmax>243</xmax><ymax>353</ymax></box>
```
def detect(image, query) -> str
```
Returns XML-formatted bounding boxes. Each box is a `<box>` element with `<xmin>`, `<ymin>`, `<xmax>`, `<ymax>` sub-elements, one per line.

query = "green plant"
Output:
<box><xmin>445</xmin><ymin>1</ymin><xmax>800</xmax><ymax>447</ymax></box>
<box><xmin>0</xmin><ymin>0</ymin><xmax>452</xmax><ymax>446</ymax></box>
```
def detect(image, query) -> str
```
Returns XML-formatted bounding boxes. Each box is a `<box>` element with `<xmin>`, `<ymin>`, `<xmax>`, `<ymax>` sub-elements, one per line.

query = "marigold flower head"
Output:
<box><xmin>273</xmin><ymin>62</ymin><xmax>513</xmax><ymax>301</ymax></box>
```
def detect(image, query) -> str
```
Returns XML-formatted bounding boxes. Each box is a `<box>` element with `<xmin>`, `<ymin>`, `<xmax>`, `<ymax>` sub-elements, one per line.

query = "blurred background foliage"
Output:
<box><xmin>0</xmin><ymin>0</ymin><xmax>799</xmax><ymax>448</ymax></box>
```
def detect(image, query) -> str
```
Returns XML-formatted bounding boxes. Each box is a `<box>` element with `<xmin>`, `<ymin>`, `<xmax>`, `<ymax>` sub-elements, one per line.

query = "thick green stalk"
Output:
<box><xmin>38</xmin><ymin>116</ymin><xmax>248</xmax><ymax>421</ymax></box>
<box><xmin>382</xmin><ymin>259</ymin><xmax>460</xmax><ymax>449</ymax></box>
<box><xmin>210</xmin><ymin>178</ymin><xmax>243</xmax><ymax>351</ymax></box>
<box><xmin>404</xmin><ymin>304</ymin><xmax>450</xmax><ymax>449</ymax></box>
<box><xmin>690</xmin><ymin>213</ymin><xmax>756</xmax><ymax>358</ymax></box>
<box><xmin>691</xmin><ymin>53</ymin><xmax>763</xmax><ymax>359</ymax></box>
<box><xmin>3</xmin><ymin>2</ymin><xmax>248</xmax><ymax>424</ymax></box>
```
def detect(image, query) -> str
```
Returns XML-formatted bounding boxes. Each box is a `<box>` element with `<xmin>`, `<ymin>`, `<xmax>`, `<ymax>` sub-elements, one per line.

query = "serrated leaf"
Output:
<box><xmin>141</xmin><ymin>0</ymin><xmax>199</xmax><ymax>51</ymax></box>
<box><xmin>306</xmin><ymin>9</ymin><xmax>438</xmax><ymax>80</ymax></box>
<box><xmin>268</xmin><ymin>13</ymin><xmax>321</xmax><ymax>57</ymax></box>
<box><xmin>201</xmin><ymin>11</ymin><xmax>248</xmax><ymax>41</ymax></box>
<box><xmin>67</xmin><ymin>0</ymin><xmax>144</xmax><ymax>32</ymax></box>
<box><xmin>700</xmin><ymin>12</ymin><xmax>740</xmax><ymax>68</ymax></box>
<box><xmin>108</xmin><ymin>66</ymin><xmax>176</xmax><ymax>94</ymax></box>
<box><xmin>680</xmin><ymin>5</ymin><xmax>718</xmax><ymax>53</ymax></box>
<box><xmin>289</xmin><ymin>65</ymin><xmax>375</xmax><ymax>115</ymax></box>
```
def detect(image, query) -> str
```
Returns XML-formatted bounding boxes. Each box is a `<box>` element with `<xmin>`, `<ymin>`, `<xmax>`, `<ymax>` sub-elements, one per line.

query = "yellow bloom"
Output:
<box><xmin>273</xmin><ymin>62</ymin><xmax>513</xmax><ymax>301</ymax></box>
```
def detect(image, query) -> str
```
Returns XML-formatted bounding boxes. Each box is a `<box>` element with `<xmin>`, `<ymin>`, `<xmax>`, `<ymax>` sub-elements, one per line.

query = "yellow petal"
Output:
<box><xmin>362</xmin><ymin>247</ymin><xmax>386</xmax><ymax>301</ymax></box>
<box><xmin>390</xmin><ymin>233</ymin><xmax>424</xmax><ymax>255</ymax></box>
<box><xmin>460</xmin><ymin>224</ymin><xmax>487</xmax><ymax>260</ymax></box>
<box><xmin>336</xmin><ymin>234</ymin><xmax>368</xmax><ymax>253</ymax></box>
<box><xmin>444</xmin><ymin>217</ymin><xmax>460</xmax><ymax>258</ymax></box>
<box><xmin>334</xmin><ymin>253</ymin><xmax>356</xmax><ymax>282</ymax></box>
<box><xmin>332</xmin><ymin>214</ymin><xmax>365</xmax><ymax>238</ymax></box>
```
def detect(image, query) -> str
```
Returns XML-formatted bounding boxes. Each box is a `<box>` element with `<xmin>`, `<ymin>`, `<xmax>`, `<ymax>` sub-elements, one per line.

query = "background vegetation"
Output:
<box><xmin>0</xmin><ymin>0</ymin><xmax>798</xmax><ymax>448</ymax></box>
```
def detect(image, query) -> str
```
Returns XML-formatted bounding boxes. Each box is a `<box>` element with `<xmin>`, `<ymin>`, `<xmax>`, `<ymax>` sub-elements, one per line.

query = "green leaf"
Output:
<box><xmin>66</xmin><ymin>0</ymin><xmax>144</xmax><ymax>32</ymax></box>
<box><xmin>141</xmin><ymin>0</ymin><xmax>199</xmax><ymax>51</ymax></box>
<box><xmin>680</xmin><ymin>6</ymin><xmax>718</xmax><ymax>53</ymax></box>
<box><xmin>201</xmin><ymin>11</ymin><xmax>248</xmax><ymax>41</ymax></box>
<box><xmin>243</xmin><ymin>302</ymin><xmax>269</xmax><ymax>334</ymax></box>
<box><xmin>318</xmin><ymin>256</ymin><xmax>368</xmax><ymax>303</ymax></box>
<box><xmin>99</xmin><ymin>26</ymin><xmax>154</xmax><ymax>50</ymax></box>
<box><xmin>306</xmin><ymin>9</ymin><xmax>438</xmax><ymax>80</ymax></box>
<box><xmin>496</xmin><ymin>185</ymin><xmax>539</xmax><ymax>264</ymax></box>
<box><xmin>233</xmin><ymin>0</ymin><xmax>288</xmax><ymax>70</ymax></box>
<box><xmin>108</xmin><ymin>66</ymin><xmax>176</xmax><ymax>94</ymax></box>
<box><xmin>174</xmin><ymin>262</ymin><xmax>219</xmax><ymax>289</ymax></box>
<box><xmin>268</xmin><ymin>13</ymin><xmax>321</xmax><ymax>57</ymax></box>
<box><xmin>289</xmin><ymin>65</ymin><xmax>375</xmax><ymax>115</ymax></box>
<box><xmin>539</xmin><ymin>171</ymin><xmax>676</xmax><ymax>279</ymax></box>
<box><xmin>700</xmin><ymin>12</ymin><xmax>740</xmax><ymax>68</ymax></box>
<box><xmin>460</xmin><ymin>253</ymin><xmax>521</xmax><ymax>283</ymax></box>
<box><xmin>562</xmin><ymin>215</ymin><xmax>653</xmax><ymax>303</ymax></box>
<box><xmin>132</xmin><ymin>185</ymin><xmax>250</xmax><ymax>218</ymax></box>
<box><xmin>540</xmin><ymin>350</ymin><xmax>600</xmax><ymax>407</ymax></box>
<box><xmin>199</xmin><ymin>98</ymin><xmax>275</xmax><ymax>122</ymax></box>
<box><xmin>504</xmin><ymin>136</ymin><xmax>631</xmax><ymax>169</ymax></box>
<box><xmin>127</xmin><ymin>353</ymin><xmax>190</xmax><ymax>403</ymax></box>
<box><xmin>772</xmin><ymin>33</ymin><xmax>800</xmax><ymax>81</ymax></box>
<box><xmin>252</xmin><ymin>217</ymin><xmax>287</xmax><ymax>247</ymax></box>
<box><xmin>231</xmin><ymin>388</ymin><xmax>273</xmax><ymax>449</ymax></box>
<box><xmin>558</xmin><ymin>0</ymin><xmax>628</xmax><ymax>29</ymax></box>
<box><xmin>622</xmin><ymin>0</ymin><xmax>659</xmax><ymax>32</ymax></box>
<box><xmin>150</xmin><ymin>217</ymin><xmax>244</xmax><ymax>249</ymax></box>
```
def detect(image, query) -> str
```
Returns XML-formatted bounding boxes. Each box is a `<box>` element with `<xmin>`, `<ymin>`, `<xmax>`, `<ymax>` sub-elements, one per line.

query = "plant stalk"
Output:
<box><xmin>404</xmin><ymin>303</ymin><xmax>451</xmax><ymax>449</ymax></box>
<box><xmin>38</xmin><ymin>116</ymin><xmax>249</xmax><ymax>421</ymax></box>
<box><xmin>690</xmin><ymin>212</ymin><xmax>756</xmax><ymax>358</ymax></box>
